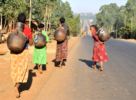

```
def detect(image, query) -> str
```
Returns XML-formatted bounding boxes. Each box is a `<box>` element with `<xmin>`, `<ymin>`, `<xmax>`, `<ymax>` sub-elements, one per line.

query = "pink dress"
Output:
<box><xmin>92</xmin><ymin>33</ymin><xmax>109</xmax><ymax>62</ymax></box>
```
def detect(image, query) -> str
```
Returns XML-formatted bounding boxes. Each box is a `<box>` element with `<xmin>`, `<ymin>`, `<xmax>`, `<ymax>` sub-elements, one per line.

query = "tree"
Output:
<box><xmin>1</xmin><ymin>0</ymin><xmax>27</xmax><ymax>31</ymax></box>
<box><xmin>0</xmin><ymin>0</ymin><xmax>80</xmax><ymax>36</ymax></box>
<box><xmin>96</xmin><ymin>3</ymin><xmax>120</xmax><ymax>32</ymax></box>
<box><xmin>68</xmin><ymin>15</ymin><xmax>80</xmax><ymax>36</ymax></box>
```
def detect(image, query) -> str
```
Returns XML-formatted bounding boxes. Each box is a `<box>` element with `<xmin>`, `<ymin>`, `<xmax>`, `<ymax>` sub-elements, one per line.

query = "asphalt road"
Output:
<box><xmin>35</xmin><ymin>36</ymin><xmax>136</xmax><ymax>100</ymax></box>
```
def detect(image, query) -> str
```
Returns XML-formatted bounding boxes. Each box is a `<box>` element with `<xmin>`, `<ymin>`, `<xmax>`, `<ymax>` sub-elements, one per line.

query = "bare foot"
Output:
<box><xmin>38</xmin><ymin>68</ymin><xmax>43</xmax><ymax>74</ymax></box>
<box><xmin>14</xmin><ymin>87</ymin><xmax>20</xmax><ymax>98</ymax></box>
<box><xmin>99</xmin><ymin>66</ymin><xmax>104</xmax><ymax>72</ymax></box>
<box><xmin>92</xmin><ymin>65</ymin><xmax>96</xmax><ymax>70</ymax></box>
<box><xmin>38</xmin><ymin>65</ymin><xmax>43</xmax><ymax>74</ymax></box>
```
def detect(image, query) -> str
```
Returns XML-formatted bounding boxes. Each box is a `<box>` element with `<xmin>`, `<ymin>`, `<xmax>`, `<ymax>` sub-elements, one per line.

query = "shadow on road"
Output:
<box><xmin>19</xmin><ymin>69</ymin><xmax>36</xmax><ymax>93</ymax></box>
<box><xmin>79</xmin><ymin>59</ymin><xmax>101</xmax><ymax>70</ymax></box>
<box><xmin>79</xmin><ymin>59</ymin><xmax>93</xmax><ymax>68</ymax></box>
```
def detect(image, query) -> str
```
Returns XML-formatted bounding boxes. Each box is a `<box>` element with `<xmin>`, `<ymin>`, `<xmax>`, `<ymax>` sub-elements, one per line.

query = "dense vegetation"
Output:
<box><xmin>96</xmin><ymin>0</ymin><xmax>136</xmax><ymax>39</ymax></box>
<box><xmin>0</xmin><ymin>0</ymin><xmax>80</xmax><ymax>36</ymax></box>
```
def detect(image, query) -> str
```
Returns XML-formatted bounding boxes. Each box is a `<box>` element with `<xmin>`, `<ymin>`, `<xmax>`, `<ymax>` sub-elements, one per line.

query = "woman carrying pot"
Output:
<box><xmin>10</xmin><ymin>13</ymin><xmax>33</xmax><ymax>98</ymax></box>
<box><xmin>90</xmin><ymin>25</ymin><xmax>109</xmax><ymax>71</ymax></box>
<box><xmin>54</xmin><ymin>17</ymin><xmax>70</xmax><ymax>67</ymax></box>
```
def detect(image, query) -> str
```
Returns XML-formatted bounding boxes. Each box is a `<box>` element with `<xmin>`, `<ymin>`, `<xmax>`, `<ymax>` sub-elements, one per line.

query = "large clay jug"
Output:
<box><xmin>34</xmin><ymin>31</ymin><xmax>46</xmax><ymax>48</ymax></box>
<box><xmin>54</xmin><ymin>28</ymin><xmax>66</xmax><ymax>42</ymax></box>
<box><xmin>97</xmin><ymin>28</ymin><xmax>110</xmax><ymax>42</ymax></box>
<box><xmin>7</xmin><ymin>22</ymin><xmax>27</xmax><ymax>54</ymax></box>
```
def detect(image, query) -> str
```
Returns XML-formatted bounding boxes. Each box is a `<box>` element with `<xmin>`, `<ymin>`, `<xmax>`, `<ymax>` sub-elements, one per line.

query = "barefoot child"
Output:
<box><xmin>90</xmin><ymin>25</ymin><xmax>109</xmax><ymax>71</ymax></box>
<box><xmin>33</xmin><ymin>23</ymin><xmax>49</xmax><ymax>74</ymax></box>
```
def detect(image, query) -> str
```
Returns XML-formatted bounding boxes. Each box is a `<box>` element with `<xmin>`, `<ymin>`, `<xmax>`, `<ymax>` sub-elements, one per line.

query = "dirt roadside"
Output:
<box><xmin>0</xmin><ymin>37</ymin><xmax>80</xmax><ymax>100</ymax></box>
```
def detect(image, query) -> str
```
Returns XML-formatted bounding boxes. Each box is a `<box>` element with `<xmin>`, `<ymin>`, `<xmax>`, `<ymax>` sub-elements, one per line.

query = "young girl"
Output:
<box><xmin>90</xmin><ymin>25</ymin><xmax>109</xmax><ymax>71</ymax></box>
<box><xmin>33</xmin><ymin>23</ymin><xmax>49</xmax><ymax>74</ymax></box>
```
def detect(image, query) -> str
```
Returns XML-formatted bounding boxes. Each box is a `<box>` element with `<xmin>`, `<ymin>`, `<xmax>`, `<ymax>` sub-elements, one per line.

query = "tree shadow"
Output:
<box><xmin>19</xmin><ymin>69</ymin><xmax>36</xmax><ymax>93</ymax></box>
<box><xmin>79</xmin><ymin>59</ymin><xmax>94</xmax><ymax>68</ymax></box>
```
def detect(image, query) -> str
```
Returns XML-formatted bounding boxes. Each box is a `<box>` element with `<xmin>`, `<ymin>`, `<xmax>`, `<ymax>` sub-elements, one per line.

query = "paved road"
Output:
<box><xmin>36</xmin><ymin>36</ymin><xmax>136</xmax><ymax>100</ymax></box>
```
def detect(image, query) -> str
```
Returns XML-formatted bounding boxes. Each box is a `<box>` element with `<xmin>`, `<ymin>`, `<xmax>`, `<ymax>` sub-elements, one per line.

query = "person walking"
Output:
<box><xmin>55</xmin><ymin>17</ymin><xmax>70</xmax><ymax>67</ymax></box>
<box><xmin>33</xmin><ymin>23</ymin><xmax>49</xmax><ymax>74</ymax></box>
<box><xmin>90</xmin><ymin>25</ymin><xmax>109</xmax><ymax>71</ymax></box>
<box><xmin>10</xmin><ymin>13</ymin><xmax>33</xmax><ymax>98</ymax></box>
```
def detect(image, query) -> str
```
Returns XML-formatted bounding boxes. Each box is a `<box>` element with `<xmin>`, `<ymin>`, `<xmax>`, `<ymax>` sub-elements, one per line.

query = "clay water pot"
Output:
<box><xmin>54</xmin><ymin>28</ymin><xmax>66</xmax><ymax>42</ymax></box>
<box><xmin>34</xmin><ymin>32</ymin><xmax>46</xmax><ymax>48</ymax></box>
<box><xmin>7</xmin><ymin>22</ymin><xmax>27</xmax><ymax>54</ymax></box>
<box><xmin>97</xmin><ymin>28</ymin><xmax>110</xmax><ymax>42</ymax></box>
<box><xmin>7</xmin><ymin>31</ymin><xmax>27</xmax><ymax>54</ymax></box>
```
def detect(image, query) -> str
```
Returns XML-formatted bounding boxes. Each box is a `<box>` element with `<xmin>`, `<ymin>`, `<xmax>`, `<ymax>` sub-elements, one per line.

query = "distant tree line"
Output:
<box><xmin>96</xmin><ymin>0</ymin><xmax>136</xmax><ymax>39</ymax></box>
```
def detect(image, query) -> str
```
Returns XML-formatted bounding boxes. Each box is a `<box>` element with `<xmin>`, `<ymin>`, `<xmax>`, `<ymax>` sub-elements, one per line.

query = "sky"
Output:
<box><xmin>62</xmin><ymin>0</ymin><xmax>127</xmax><ymax>14</ymax></box>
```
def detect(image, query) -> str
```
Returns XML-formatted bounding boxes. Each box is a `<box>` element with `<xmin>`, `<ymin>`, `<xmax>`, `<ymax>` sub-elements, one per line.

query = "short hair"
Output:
<box><xmin>60</xmin><ymin>17</ymin><xmax>65</xmax><ymax>23</ymax></box>
<box><xmin>17</xmin><ymin>13</ymin><xmax>26</xmax><ymax>23</ymax></box>
<box><xmin>90</xmin><ymin>25</ymin><xmax>98</xmax><ymax>31</ymax></box>
<box><xmin>38</xmin><ymin>23</ymin><xmax>44</xmax><ymax>28</ymax></box>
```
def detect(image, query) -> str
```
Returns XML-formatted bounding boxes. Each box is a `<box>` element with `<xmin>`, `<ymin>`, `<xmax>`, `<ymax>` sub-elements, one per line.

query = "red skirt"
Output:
<box><xmin>92</xmin><ymin>42</ymin><xmax>109</xmax><ymax>62</ymax></box>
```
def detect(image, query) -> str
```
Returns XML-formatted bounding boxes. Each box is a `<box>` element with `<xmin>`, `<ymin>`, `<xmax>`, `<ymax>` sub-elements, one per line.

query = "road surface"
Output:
<box><xmin>35</xmin><ymin>36</ymin><xmax>136</xmax><ymax>100</ymax></box>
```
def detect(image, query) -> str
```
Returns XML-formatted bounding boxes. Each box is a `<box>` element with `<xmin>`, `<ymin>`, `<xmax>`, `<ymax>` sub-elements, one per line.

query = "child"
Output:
<box><xmin>90</xmin><ymin>25</ymin><xmax>109</xmax><ymax>71</ymax></box>
<box><xmin>33</xmin><ymin>23</ymin><xmax>49</xmax><ymax>74</ymax></box>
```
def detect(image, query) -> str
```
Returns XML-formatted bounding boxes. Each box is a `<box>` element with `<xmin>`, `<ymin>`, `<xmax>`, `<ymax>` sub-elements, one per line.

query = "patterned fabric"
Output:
<box><xmin>56</xmin><ymin>39</ymin><xmax>68</xmax><ymax>61</ymax></box>
<box><xmin>92</xmin><ymin>34</ymin><xmax>109</xmax><ymax>62</ymax></box>
<box><xmin>10</xmin><ymin>24</ymin><xmax>32</xmax><ymax>85</ymax></box>
<box><xmin>11</xmin><ymin>50</ymin><xmax>29</xmax><ymax>85</ymax></box>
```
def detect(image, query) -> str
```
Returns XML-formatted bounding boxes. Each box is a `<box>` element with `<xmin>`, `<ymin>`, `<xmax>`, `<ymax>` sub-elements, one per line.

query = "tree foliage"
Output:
<box><xmin>0</xmin><ymin>0</ymin><xmax>80</xmax><ymax>36</ymax></box>
<box><xmin>96</xmin><ymin>0</ymin><xmax>136</xmax><ymax>39</ymax></box>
